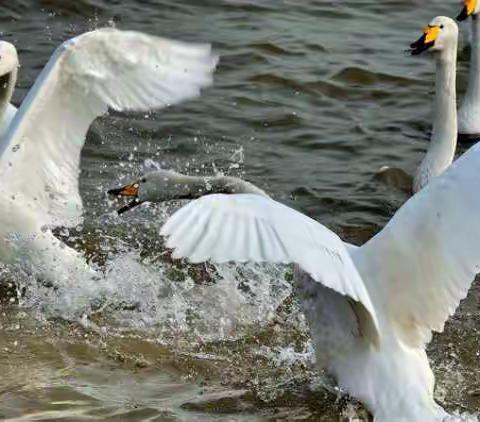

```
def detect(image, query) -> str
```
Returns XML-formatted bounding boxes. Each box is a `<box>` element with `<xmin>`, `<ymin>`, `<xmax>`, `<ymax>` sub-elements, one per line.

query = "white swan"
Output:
<box><xmin>0</xmin><ymin>28</ymin><xmax>217</xmax><ymax>284</ymax></box>
<box><xmin>380</xmin><ymin>17</ymin><xmax>458</xmax><ymax>194</ymax></box>
<box><xmin>146</xmin><ymin>18</ymin><xmax>476</xmax><ymax>420</ymax></box>
<box><xmin>107</xmin><ymin>169</ymin><xmax>269</xmax><ymax>213</ymax></box>
<box><xmin>457</xmin><ymin>0</ymin><xmax>480</xmax><ymax>141</ymax></box>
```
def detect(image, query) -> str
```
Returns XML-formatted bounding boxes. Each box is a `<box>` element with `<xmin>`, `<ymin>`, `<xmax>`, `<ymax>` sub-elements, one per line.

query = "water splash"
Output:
<box><xmin>7</xmin><ymin>240</ymin><xmax>292</xmax><ymax>347</ymax></box>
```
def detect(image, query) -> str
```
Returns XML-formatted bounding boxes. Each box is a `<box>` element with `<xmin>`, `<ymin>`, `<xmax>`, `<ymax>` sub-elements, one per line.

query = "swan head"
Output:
<box><xmin>107</xmin><ymin>169</ymin><xmax>198</xmax><ymax>214</ymax></box>
<box><xmin>409</xmin><ymin>17</ymin><xmax>458</xmax><ymax>57</ymax></box>
<box><xmin>457</xmin><ymin>0</ymin><xmax>480</xmax><ymax>21</ymax></box>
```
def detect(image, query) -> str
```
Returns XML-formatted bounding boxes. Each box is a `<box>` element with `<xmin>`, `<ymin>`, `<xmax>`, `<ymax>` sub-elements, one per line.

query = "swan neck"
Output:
<box><xmin>149</xmin><ymin>172</ymin><xmax>269</xmax><ymax>202</ymax></box>
<box><xmin>432</xmin><ymin>48</ymin><xmax>457</xmax><ymax>147</ymax></box>
<box><xmin>413</xmin><ymin>48</ymin><xmax>457</xmax><ymax>192</ymax></box>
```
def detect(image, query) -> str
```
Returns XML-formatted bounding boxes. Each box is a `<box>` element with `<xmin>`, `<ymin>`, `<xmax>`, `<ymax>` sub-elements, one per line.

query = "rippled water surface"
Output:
<box><xmin>0</xmin><ymin>0</ymin><xmax>479</xmax><ymax>420</ymax></box>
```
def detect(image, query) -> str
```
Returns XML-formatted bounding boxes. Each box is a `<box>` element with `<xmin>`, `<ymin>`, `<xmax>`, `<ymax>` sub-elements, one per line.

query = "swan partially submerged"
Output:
<box><xmin>115</xmin><ymin>18</ymin><xmax>478</xmax><ymax>420</ymax></box>
<box><xmin>0</xmin><ymin>29</ymin><xmax>217</xmax><ymax>285</ymax></box>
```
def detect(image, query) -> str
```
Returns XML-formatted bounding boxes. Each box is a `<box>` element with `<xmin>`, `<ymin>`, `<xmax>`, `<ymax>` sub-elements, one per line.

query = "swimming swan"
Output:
<box><xmin>380</xmin><ymin>17</ymin><xmax>458</xmax><ymax>194</ymax></box>
<box><xmin>457</xmin><ymin>0</ymin><xmax>480</xmax><ymax>141</ymax></box>
<box><xmin>0</xmin><ymin>28</ymin><xmax>216</xmax><ymax>284</ymax></box>
<box><xmin>143</xmin><ymin>18</ymin><xmax>475</xmax><ymax>421</ymax></box>
<box><xmin>410</xmin><ymin>18</ymin><xmax>459</xmax><ymax>193</ymax></box>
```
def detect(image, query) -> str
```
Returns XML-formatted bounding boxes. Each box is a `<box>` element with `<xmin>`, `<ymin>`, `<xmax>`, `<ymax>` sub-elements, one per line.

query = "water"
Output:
<box><xmin>0</xmin><ymin>0</ymin><xmax>479</xmax><ymax>420</ymax></box>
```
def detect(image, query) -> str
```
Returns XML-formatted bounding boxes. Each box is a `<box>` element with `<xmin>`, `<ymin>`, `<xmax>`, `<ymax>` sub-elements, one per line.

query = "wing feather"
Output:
<box><xmin>352</xmin><ymin>142</ymin><xmax>480</xmax><ymax>346</ymax></box>
<box><xmin>161</xmin><ymin>193</ymin><xmax>380</xmax><ymax>345</ymax></box>
<box><xmin>0</xmin><ymin>28</ymin><xmax>217</xmax><ymax>227</ymax></box>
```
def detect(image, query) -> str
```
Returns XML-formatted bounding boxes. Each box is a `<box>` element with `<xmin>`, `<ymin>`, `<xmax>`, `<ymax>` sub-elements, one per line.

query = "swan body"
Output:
<box><xmin>0</xmin><ymin>29</ymin><xmax>217</xmax><ymax>285</ymax></box>
<box><xmin>457</xmin><ymin>0</ymin><xmax>480</xmax><ymax>140</ymax></box>
<box><xmin>157</xmin><ymin>142</ymin><xmax>480</xmax><ymax>420</ymax></box>
<box><xmin>150</xmin><ymin>17</ymin><xmax>476</xmax><ymax>420</ymax></box>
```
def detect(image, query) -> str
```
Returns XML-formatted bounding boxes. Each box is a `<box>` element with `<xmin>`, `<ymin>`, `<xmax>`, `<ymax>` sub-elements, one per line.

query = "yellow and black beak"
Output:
<box><xmin>107</xmin><ymin>182</ymin><xmax>143</xmax><ymax>214</ymax></box>
<box><xmin>410</xmin><ymin>26</ymin><xmax>441</xmax><ymax>56</ymax></box>
<box><xmin>457</xmin><ymin>0</ymin><xmax>476</xmax><ymax>21</ymax></box>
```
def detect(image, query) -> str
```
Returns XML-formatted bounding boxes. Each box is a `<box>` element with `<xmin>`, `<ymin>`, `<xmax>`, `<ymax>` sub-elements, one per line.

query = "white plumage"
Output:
<box><xmin>160</xmin><ymin>21</ymin><xmax>480</xmax><ymax>420</ymax></box>
<box><xmin>0</xmin><ymin>28</ymin><xmax>217</xmax><ymax>283</ymax></box>
<box><xmin>162</xmin><ymin>194</ymin><xmax>380</xmax><ymax>343</ymax></box>
<box><xmin>160</xmin><ymin>138</ymin><xmax>480</xmax><ymax>419</ymax></box>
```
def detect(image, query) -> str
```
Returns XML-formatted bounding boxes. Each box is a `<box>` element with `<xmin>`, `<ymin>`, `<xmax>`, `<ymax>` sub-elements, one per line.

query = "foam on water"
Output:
<box><xmin>10</xmin><ymin>241</ymin><xmax>292</xmax><ymax>346</ymax></box>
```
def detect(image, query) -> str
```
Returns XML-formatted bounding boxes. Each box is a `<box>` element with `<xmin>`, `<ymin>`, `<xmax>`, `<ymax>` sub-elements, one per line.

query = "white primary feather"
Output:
<box><xmin>161</xmin><ymin>193</ymin><xmax>380</xmax><ymax>344</ymax></box>
<box><xmin>353</xmin><ymin>140</ymin><xmax>480</xmax><ymax>348</ymax></box>
<box><xmin>0</xmin><ymin>28</ymin><xmax>218</xmax><ymax>227</ymax></box>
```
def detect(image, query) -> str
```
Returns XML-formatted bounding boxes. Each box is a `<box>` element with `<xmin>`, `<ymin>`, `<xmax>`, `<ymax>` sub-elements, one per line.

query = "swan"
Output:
<box><xmin>117</xmin><ymin>18</ymin><xmax>476</xmax><ymax>420</ymax></box>
<box><xmin>457</xmin><ymin>0</ymin><xmax>480</xmax><ymax>141</ymax></box>
<box><xmin>0</xmin><ymin>28</ymin><xmax>217</xmax><ymax>285</ymax></box>
<box><xmin>380</xmin><ymin>17</ymin><xmax>458</xmax><ymax>194</ymax></box>
<box><xmin>107</xmin><ymin>169</ymin><xmax>269</xmax><ymax>214</ymax></box>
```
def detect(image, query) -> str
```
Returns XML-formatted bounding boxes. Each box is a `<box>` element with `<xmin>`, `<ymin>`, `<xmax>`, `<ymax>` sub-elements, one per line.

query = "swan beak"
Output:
<box><xmin>108</xmin><ymin>182</ymin><xmax>139</xmax><ymax>197</ymax></box>
<box><xmin>409</xmin><ymin>26</ymin><xmax>440</xmax><ymax>56</ymax></box>
<box><xmin>457</xmin><ymin>0</ymin><xmax>476</xmax><ymax>21</ymax></box>
<box><xmin>107</xmin><ymin>182</ymin><xmax>142</xmax><ymax>214</ymax></box>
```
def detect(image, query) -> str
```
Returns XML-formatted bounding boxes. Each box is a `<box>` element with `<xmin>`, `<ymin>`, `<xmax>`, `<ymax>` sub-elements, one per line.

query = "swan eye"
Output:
<box><xmin>141</xmin><ymin>178</ymin><xmax>146</xmax><ymax>183</ymax></box>
<box><xmin>440</xmin><ymin>25</ymin><xmax>444</xmax><ymax>29</ymax></box>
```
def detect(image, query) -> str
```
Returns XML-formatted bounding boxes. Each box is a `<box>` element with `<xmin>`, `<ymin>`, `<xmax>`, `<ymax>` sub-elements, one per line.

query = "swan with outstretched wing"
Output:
<box><xmin>0</xmin><ymin>28</ymin><xmax>217</xmax><ymax>283</ymax></box>
<box><xmin>157</xmin><ymin>17</ymin><xmax>477</xmax><ymax>421</ymax></box>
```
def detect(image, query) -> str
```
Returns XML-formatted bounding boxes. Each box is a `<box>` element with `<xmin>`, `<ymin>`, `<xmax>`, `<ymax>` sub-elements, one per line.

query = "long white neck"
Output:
<box><xmin>413</xmin><ymin>46</ymin><xmax>457</xmax><ymax>193</ymax></box>
<box><xmin>458</xmin><ymin>15</ymin><xmax>480</xmax><ymax>135</ymax></box>
<box><xmin>145</xmin><ymin>171</ymin><xmax>269</xmax><ymax>203</ymax></box>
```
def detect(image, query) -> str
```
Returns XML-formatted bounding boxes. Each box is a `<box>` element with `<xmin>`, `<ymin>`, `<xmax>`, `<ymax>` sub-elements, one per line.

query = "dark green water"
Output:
<box><xmin>0</xmin><ymin>1</ymin><xmax>478</xmax><ymax>420</ymax></box>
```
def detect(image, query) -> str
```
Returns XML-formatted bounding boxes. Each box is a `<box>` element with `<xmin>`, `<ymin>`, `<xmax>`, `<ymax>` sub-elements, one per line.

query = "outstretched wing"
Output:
<box><xmin>0</xmin><ymin>28</ymin><xmax>217</xmax><ymax>227</ymax></box>
<box><xmin>353</xmin><ymin>142</ymin><xmax>480</xmax><ymax>347</ymax></box>
<box><xmin>161</xmin><ymin>193</ymin><xmax>380</xmax><ymax>345</ymax></box>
